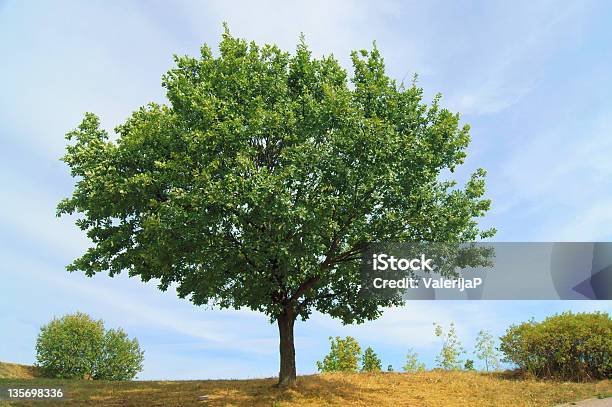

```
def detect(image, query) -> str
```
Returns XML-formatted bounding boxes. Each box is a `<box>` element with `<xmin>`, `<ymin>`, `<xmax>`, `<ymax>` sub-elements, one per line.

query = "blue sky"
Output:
<box><xmin>1</xmin><ymin>0</ymin><xmax>611</xmax><ymax>379</ymax></box>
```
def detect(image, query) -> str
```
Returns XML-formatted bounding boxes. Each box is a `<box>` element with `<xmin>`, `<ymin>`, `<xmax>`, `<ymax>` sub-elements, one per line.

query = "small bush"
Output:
<box><xmin>402</xmin><ymin>348</ymin><xmax>425</xmax><ymax>372</ymax></box>
<box><xmin>317</xmin><ymin>336</ymin><xmax>361</xmax><ymax>372</ymax></box>
<box><xmin>499</xmin><ymin>311</ymin><xmax>611</xmax><ymax>381</ymax></box>
<box><xmin>95</xmin><ymin>328</ymin><xmax>144</xmax><ymax>380</ymax></box>
<box><xmin>474</xmin><ymin>329</ymin><xmax>501</xmax><ymax>372</ymax></box>
<box><xmin>361</xmin><ymin>347</ymin><xmax>382</xmax><ymax>372</ymax></box>
<box><xmin>35</xmin><ymin>312</ymin><xmax>144</xmax><ymax>380</ymax></box>
<box><xmin>434</xmin><ymin>322</ymin><xmax>465</xmax><ymax>370</ymax></box>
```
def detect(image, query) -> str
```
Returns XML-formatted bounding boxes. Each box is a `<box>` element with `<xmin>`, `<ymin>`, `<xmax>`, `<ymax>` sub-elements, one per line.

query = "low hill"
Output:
<box><xmin>0</xmin><ymin>369</ymin><xmax>610</xmax><ymax>406</ymax></box>
<box><xmin>0</xmin><ymin>361</ymin><xmax>39</xmax><ymax>379</ymax></box>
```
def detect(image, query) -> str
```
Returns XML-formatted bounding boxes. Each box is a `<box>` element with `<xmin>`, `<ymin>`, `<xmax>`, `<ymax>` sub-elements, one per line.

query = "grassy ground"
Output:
<box><xmin>1</xmin><ymin>363</ymin><xmax>610</xmax><ymax>406</ymax></box>
<box><xmin>0</xmin><ymin>362</ymin><xmax>39</xmax><ymax>380</ymax></box>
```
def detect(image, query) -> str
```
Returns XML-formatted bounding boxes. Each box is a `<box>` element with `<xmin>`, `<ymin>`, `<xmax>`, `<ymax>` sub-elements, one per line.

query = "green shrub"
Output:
<box><xmin>474</xmin><ymin>329</ymin><xmax>501</xmax><ymax>372</ymax></box>
<box><xmin>361</xmin><ymin>346</ymin><xmax>382</xmax><ymax>372</ymax></box>
<box><xmin>434</xmin><ymin>322</ymin><xmax>465</xmax><ymax>370</ymax></box>
<box><xmin>35</xmin><ymin>312</ymin><xmax>144</xmax><ymax>380</ymax></box>
<box><xmin>402</xmin><ymin>348</ymin><xmax>426</xmax><ymax>372</ymax></box>
<box><xmin>499</xmin><ymin>311</ymin><xmax>611</xmax><ymax>381</ymax></box>
<box><xmin>95</xmin><ymin>328</ymin><xmax>144</xmax><ymax>380</ymax></box>
<box><xmin>317</xmin><ymin>336</ymin><xmax>361</xmax><ymax>372</ymax></box>
<box><xmin>464</xmin><ymin>359</ymin><xmax>475</xmax><ymax>371</ymax></box>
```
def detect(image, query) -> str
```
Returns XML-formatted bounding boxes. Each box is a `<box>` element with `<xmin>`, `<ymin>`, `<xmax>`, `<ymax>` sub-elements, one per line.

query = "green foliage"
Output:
<box><xmin>36</xmin><ymin>313</ymin><xmax>104</xmax><ymax>379</ymax></box>
<box><xmin>317</xmin><ymin>336</ymin><xmax>361</xmax><ymax>373</ymax></box>
<box><xmin>434</xmin><ymin>322</ymin><xmax>465</xmax><ymax>370</ymax></box>
<box><xmin>402</xmin><ymin>348</ymin><xmax>426</xmax><ymax>372</ymax></box>
<box><xmin>361</xmin><ymin>346</ymin><xmax>382</xmax><ymax>372</ymax></box>
<box><xmin>474</xmin><ymin>329</ymin><xmax>501</xmax><ymax>372</ymax></box>
<box><xmin>58</xmin><ymin>27</ymin><xmax>494</xmax><ymax>383</ymax></box>
<box><xmin>500</xmin><ymin>312</ymin><xmax>611</xmax><ymax>381</ymax></box>
<box><xmin>35</xmin><ymin>313</ymin><xmax>143</xmax><ymax>380</ymax></box>
<box><xmin>58</xmin><ymin>28</ymin><xmax>493</xmax><ymax>324</ymax></box>
<box><xmin>464</xmin><ymin>359</ymin><xmax>475</xmax><ymax>371</ymax></box>
<box><xmin>96</xmin><ymin>328</ymin><xmax>145</xmax><ymax>381</ymax></box>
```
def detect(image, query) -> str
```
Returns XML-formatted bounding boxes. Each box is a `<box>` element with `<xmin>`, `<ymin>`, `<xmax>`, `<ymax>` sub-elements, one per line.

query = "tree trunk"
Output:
<box><xmin>277</xmin><ymin>310</ymin><xmax>297</xmax><ymax>387</ymax></box>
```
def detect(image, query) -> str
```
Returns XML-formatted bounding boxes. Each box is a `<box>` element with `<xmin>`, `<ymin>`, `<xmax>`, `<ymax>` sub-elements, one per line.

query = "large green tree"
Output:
<box><xmin>58</xmin><ymin>28</ymin><xmax>494</xmax><ymax>386</ymax></box>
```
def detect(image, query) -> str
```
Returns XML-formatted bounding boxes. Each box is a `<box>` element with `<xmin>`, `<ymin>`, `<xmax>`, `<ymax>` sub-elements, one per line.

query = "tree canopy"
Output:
<box><xmin>58</xmin><ymin>27</ymin><xmax>494</xmax><ymax>385</ymax></box>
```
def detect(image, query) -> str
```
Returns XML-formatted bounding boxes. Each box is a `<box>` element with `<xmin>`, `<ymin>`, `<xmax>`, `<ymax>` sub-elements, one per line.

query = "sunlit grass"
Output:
<box><xmin>1</xmin><ymin>363</ymin><xmax>610</xmax><ymax>406</ymax></box>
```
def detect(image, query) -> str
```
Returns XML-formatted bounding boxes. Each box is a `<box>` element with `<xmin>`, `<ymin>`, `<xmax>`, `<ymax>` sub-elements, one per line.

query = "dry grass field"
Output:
<box><xmin>0</xmin><ymin>362</ymin><xmax>39</xmax><ymax>380</ymax></box>
<box><xmin>1</xmin><ymin>362</ymin><xmax>610</xmax><ymax>406</ymax></box>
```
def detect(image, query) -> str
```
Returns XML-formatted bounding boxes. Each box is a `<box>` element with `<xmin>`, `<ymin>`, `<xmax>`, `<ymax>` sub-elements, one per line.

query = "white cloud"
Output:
<box><xmin>0</xmin><ymin>173</ymin><xmax>90</xmax><ymax>259</ymax></box>
<box><xmin>1</xmin><ymin>250</ymin><xmax>278</xmax><ymax>355</ymax></box>
<box><xmin>556</xmin><ymin>199</ymin><xmax>612</xmax><ymax>241</ymax></box>
<box><xmin>441</xmin><ymin>1</ymin><xmax>589</xmax><ymax>115</ymax></box>
<box><xmin>490</xmin><ymin>112</ymin><xmax>612</xmax><ymax>240</ymax></box>
<box><xmin>190</xmin><ymin>0</ymin><xmax>402</xmax><ymax>60</ymax></box>
<box><xmin>0</xmin><ymin>1</ymin><xmax>174</xmax><ymax>159</ymax></box>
